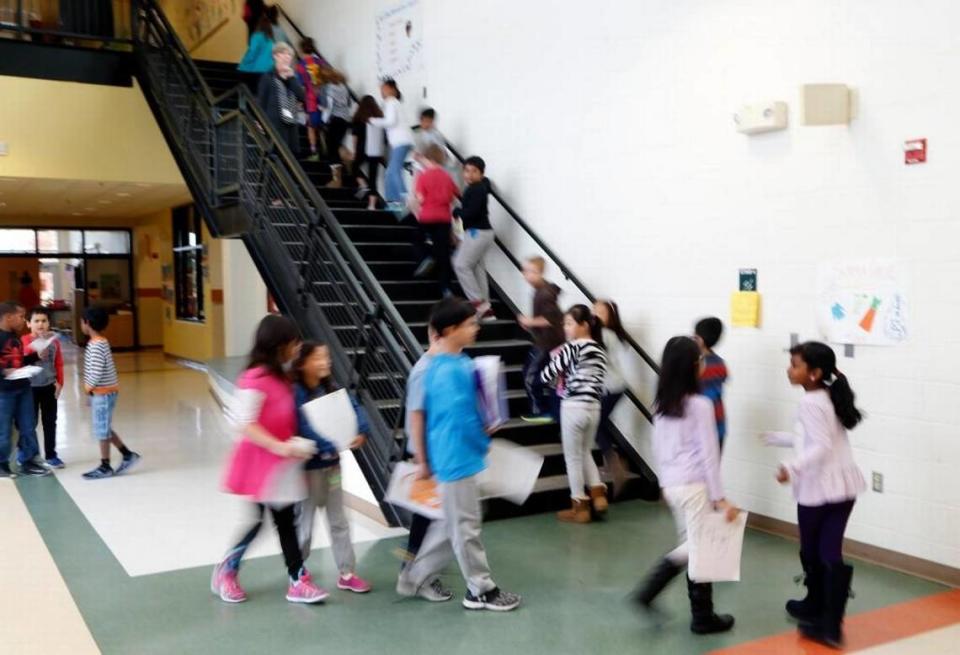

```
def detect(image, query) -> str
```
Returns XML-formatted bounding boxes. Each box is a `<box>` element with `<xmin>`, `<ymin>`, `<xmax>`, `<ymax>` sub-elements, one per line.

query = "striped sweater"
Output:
<box><xmin>83</xmin><ymin>337</ymin><xmax>119</xmax><ymax>394</ymax></box>
<box><xmin>540</xmin><ymin>339</ymin><xmax>607</xmax><ymax>402</ymax></box>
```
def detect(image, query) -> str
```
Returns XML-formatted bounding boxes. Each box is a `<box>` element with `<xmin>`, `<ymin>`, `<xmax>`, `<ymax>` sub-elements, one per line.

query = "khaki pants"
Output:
<box><xmin>296</xmin><ymin>466</ymin><xmax>356</xmax><ymax>574</ymax></box>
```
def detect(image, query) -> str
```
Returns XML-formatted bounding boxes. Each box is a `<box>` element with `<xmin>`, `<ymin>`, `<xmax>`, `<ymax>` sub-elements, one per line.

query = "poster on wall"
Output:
<box><xmin>161</xmin><ymin>0</ymin><xmax>237</xmax><ymax>51</ymax></box>
<box><xmin>816</xmin><ymin>259</ymin><xmax>908</xmax><ymax>346</ymax></box>
<box><xmin>376</xmin><ymin>0</ymin><xmax>423</xmax><ymax>81</ymax></box>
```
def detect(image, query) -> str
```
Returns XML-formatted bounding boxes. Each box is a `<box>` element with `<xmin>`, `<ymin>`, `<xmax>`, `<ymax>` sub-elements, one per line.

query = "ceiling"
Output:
<box><xmin>0</xmin><ymin>177</ymin><xmax>191</xmax><ymax>220</ymax></box>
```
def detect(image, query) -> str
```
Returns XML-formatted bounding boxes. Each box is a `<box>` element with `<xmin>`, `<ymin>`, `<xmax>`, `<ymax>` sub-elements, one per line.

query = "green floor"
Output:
<box><xmin>20</xmin><ymin>476</ymin><xmax>945</xmax><ymax>655</ymax></box>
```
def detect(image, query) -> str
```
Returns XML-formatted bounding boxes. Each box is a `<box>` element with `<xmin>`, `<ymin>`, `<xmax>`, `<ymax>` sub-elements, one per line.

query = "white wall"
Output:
<box><xmin>285</xmin><ymin>0</ymin><xmax>960</xmax><ymax>569</ymax></box>
<box><xmin>221</xmin><ymin>240</ymin><xmax>268</xmax><ymax>358</ymax></box>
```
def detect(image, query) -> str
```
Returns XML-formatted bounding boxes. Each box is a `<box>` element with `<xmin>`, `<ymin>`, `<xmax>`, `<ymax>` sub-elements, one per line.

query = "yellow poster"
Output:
<box><xmin>731</xmin><ymin>291</ymin><xmax>761</xmax><ymax>327</ymax></box>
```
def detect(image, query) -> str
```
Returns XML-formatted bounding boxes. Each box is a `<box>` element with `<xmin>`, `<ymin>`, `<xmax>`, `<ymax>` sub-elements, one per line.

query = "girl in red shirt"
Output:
<box><xmin>412</xmin><ymin>145</ymin><xmax>460</xmax><ymax>296</ymax></box>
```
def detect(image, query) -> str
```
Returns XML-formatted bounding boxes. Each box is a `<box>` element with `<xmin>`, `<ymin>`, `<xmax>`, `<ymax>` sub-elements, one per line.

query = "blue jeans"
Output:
<box><xmin>385</xmin><ymin>144</ymin><xmax>413</xmax><ymax>203</ymax></box>
<box><xmin>0</xmin><ymin>387</ymin><xmax>40</xmax><ymax>464</ymax></box>
<box><xmin>523</xmin><ymin>348</ymin><xmax>560</xmax><ymax>420</ymax></box>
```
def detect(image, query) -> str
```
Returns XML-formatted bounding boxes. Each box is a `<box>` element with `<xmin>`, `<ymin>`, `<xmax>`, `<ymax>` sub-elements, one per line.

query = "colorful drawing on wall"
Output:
<box><xmin>164</xmin><ymin>0</ymin><xmax>237</xmax><ymax>51</ymax></box>
<box><xmin>376</xmin><ymin>0</ymin><xmax>423</xmax><ymax>80</ymax></box>
<box><xmin>816</xmin><ymin>259</ymin><xmax>908</xmax><ymax>346</ymax></box>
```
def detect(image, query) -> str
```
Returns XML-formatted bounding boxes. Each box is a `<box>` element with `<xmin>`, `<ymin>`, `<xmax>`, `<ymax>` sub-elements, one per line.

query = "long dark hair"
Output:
<box><xmin>566</xmin><ymin>304</ymin><xmax>604</xmax><ymax>347</ymax></box>
<box><xmin>254</xmin><ymin>13</ymin><xmax>273</xmax><ymax>40</ymax></box>
<box><xmin>655</xmin><ymin>336</ymin><xmax>701</xmax><ymax>418</ymax></box>
<box><xmin>353</xmin><ymin>94</ymin><xmax>383</xmax><ymax>123</ymax></box>
<box><xmin>246</xmin><ymin>314</ymin><xmax>299</xmax><ymax>379</ymax></box>
<box><xmin>382</xmin><ymin>78</ymin><xmax>402</xmax><ymax>101</ymax></box>
<box><xmin>292</xmin><ymin>340</ymin><xmax>338</xmax><ymax>393</ymax></box>
<box><xmin>595</xmin><ymin>298</ymin><xmax>627</xmax><ymax>342</ymax></box>
<box><xmin>790</xmin><ymin>341</ymin><xmax>863</xmax><ymax>429</ymax></box>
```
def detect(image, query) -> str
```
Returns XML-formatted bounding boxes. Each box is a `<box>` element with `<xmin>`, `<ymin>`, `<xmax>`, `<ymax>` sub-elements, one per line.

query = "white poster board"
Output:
<box><xmin>816</xmin><ymin>259</ymin><xmax>908</xmax><ymax>346</ymax></box>
<box><xmin>376</xmin><ymin>0</ymin><xmax>424</xmax><ymax>81</ymax></box>
<box><xmin>688</xmin><ymin>511</ymin><xmax>748</xmax><ymax>583</ymax></box>
<box><xmin>300</xmin><ymin>389</ymin><xmax>359</xmax><ymax>452</ymax></box>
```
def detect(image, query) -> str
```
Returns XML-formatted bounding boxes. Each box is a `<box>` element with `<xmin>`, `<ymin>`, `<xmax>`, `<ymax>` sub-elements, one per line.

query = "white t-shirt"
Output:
<box><xmin>365</xmin><ymin>123</ymin><xmax>386</xmax><ymax>157</ymax></box>
<box><xmin>369</xmin><ymin>96</ymin><xmax>414</xmax><ymax>148</ymax></box>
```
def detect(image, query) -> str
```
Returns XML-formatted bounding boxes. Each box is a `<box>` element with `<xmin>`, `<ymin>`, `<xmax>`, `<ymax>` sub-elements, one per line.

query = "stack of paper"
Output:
<box><xmin>385</xmin><ymin>461</ymin><xmax>444</xmax><ymax>520</ymax></box>
<box><xmin>300</xmin><ymin>389</ymin><xmax>358</xmax><ymax>451</ymax></box>
<box><xmin>477</xmin><ymin>439</ymin><xmax>544</xmax><ymax>505</ymax></box>
<box><xmin>3</xmin><ymin>366</ymin><xmax>44</xmax><ymax>381</ymax></box>
<box><xmin>688</xmin><ymin>511</ymin><xmax>749</xmax><ymax>583</ymax></box>
<box><xmin>25</xmin><ymin>334</ymin><xmax>56</xmax><ymax>354</ymax></box>
<box><xmin>475</xmin><ymin>356</ymin><xmax>508</xmax><ymax>430</ymax></box>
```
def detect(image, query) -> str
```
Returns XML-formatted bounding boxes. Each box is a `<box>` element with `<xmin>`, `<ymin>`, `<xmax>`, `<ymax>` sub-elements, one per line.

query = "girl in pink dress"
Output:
<box><xmin>211</xmin><ymin>315</ymin><xmax>327</xmax><ymax>605</ymax></box>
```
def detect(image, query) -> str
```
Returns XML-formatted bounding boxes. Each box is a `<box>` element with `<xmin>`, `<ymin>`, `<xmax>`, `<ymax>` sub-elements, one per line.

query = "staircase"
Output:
<box><xmin>133</xmin><ymin>0</ymin><xmax>658</xmax><ymax>526</ymax></box>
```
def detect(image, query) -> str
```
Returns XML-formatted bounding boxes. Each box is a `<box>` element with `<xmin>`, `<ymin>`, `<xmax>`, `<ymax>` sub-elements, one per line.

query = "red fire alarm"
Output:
<box><xmin>904</xmin><ymin>138</ymin><xmax>927</xmax><ymax>165</ymax></box>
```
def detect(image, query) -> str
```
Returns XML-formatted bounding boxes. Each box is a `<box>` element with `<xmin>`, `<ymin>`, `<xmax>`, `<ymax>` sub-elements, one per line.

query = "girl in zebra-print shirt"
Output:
<box><xmin>541</xmin><ymin>305</ymin><xmax>609</xmax><ymax>523</ymax></box>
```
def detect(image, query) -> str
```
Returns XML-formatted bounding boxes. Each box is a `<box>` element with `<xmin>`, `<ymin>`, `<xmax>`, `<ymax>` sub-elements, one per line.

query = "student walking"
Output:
<box><xmin>80</xmin><ymin>307</ymin><xmax>141</xmax><ymax>480</ymax></box>
<box><xmin>694</xmin><ymin>317</ymin><xmax>729</xmax><ymax>449</ymax></box>
<box><xmin>212</xmin><ymin>315</ymin><xmax>326</xmax><ymax>605</ymax></box>
<box><xmin>452</xmin><ymin>156</ymin><xmax>496</xmax><ymax>321</ymax></box>
<box><xmin>238</xmin><ymin>15</ymin><xmax>276</xmax><ymax>90</ymax></box>
<box><xmin>256</xmin><ymin>42</ymin><xmax>306</xmax><ymax>156</ymax></box>
<box><xmin>518</xmin><ymin>257</ymin><xmax>564</xmax><ymax>423</ymax></box>
<box><xmin>296</xmin><ymin>38</ymin><xmax>328</xmax><ymax>161</ymax></box>
<box><xmin>352</xmin><ymin>95</ymin><xmax>385</xmax><ymax>191</ymax></box>
<box><xmin>540</xmin><ymin>305</ymin><xmax>608</xmax><ymax>523</ymax></box>
<box><xmin>592</xmin><ymin>299</ymin><xmax>630</xmax><ymax>495</ymax></box>
<box><xmin>397</xmin><ymin>298</ymin><xmax>521</xmax><ymax>611</ymax></box>
<box><xmin>369</xmin><ymin>79</ymin><xmax>415</xmax><ymax>208</ymax></box>
<box><xmin>411</xmin><ymin>144</ymin><xmax>460</xmax><ymax>296</ymax></box>
<box><xmin>0</xmin><ymin>302</ymin><xmax>50</xmax><ymax>478</ymax></box>
<box><xmin>23</xmin><ymin>306</ymin><xmax>64</xmax><ymax>469</ymax></box>
<box><xmin>633</xmin><ymin>336</ymin><xmax>737</xmax><ymax>635</ymax></box>
<box><xmin>292</xmin><ymin>341</ymin><xmax>372</xmax><ymax>594</ymax></box>
<box><xmin>319</xmin><ymin>69</ymin><xmax>352</xmax><ymax>166</ymax></box>
<box><xmin>763</xmin><ymin>341</ymin><xmax>866</xmax><ymax>649</ymax></box>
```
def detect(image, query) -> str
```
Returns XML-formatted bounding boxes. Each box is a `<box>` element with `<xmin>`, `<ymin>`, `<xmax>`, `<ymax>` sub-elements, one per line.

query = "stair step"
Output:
<box><xmin>342</xmin><ymin>224</ymin><xmax>418</xmax><ymax>242</ymax></box>
<box><xmin>330</xmin><ymin>208</ymin><xmax>398</xmax><ymax>227</ymax></box>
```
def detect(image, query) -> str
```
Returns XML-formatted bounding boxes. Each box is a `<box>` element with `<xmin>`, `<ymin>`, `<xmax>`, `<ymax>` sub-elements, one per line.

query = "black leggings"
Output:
<box><xmin>224</xmin><ymin>503</ymin><xmax>303</xmax><ymax>578</ymax></box>
<box><xmin>326</xmin><ymin>117</ymin><xmax>350</xmax><ymax>165</ymax></box>
<box><xmin>407</xmin><ymin>219</ymin><xmax>453</xmax><ymax>295</ymax></box>
<box><xmin>797</xmin><ymin>500</ymin><xmax>855</xmax><ymax>565</ymax></box>
<box><xmin>33</xmin><ymin>383</ymin><xmax>58</xmax><ymax>459</ymax></box>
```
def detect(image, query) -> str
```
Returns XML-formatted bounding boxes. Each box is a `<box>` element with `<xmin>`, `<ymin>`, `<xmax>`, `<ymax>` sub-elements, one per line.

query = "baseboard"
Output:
<box><xmin>748</xmin><ymin>513</ymin><xmax>960</xmax><ymax>588</ymax></box>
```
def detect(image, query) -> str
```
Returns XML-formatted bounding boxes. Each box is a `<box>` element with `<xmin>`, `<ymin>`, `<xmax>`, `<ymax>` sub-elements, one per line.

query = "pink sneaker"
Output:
<box><xmin>286</xmin><ymin>571</ymin><xmax>329</xmax><ymax>604</ymax></box>
<box><xmin>337</xmin><ymin>573</ymin><xmax>372</xmax><ymax>593</ymax></box>
<box><xmin>211</xmin><ymin>562</ymin><xmax>247</xmax><ymax>604</ymax></box>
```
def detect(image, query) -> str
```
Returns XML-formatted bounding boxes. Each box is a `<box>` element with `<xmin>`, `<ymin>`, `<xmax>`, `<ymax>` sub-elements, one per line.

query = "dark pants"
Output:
<box><xmin>595</xmin><ymin>391</ymin><xmax>624</xmax><ymax>453</ymax></box>
<box><xmin>523</xmin><ymin>348</ymin><xmax>560</xmax><ymax>419</ymax></box>
<box><xmin>224</xmin><ymin>503</ymin><xmax>304</xmax><ymax>578</ymax></box>
<box><xmin>406</xmin><ymin>513</ymin><xmax>432</xmax><ymax>557</ymax></box>
<box><xmin>353</xmin><ymin>156</ymin><xmax>383</xmax><ymax>191</ymax></box>
<box><xmin>0</xmin><ymin>386</ymin><xmax>40</xmax><ymax>465</ymax></box>
<box><xmin>326</xmin><ymin>117</ymin><xmax>350</xmax><ymax>165</ymax></box>
<box><xmin>33</xmin><ymin>384</ymin><xmax>58</xmax><ymax>460</ymax></box>
<box><xmin>408</xmin><ymin>220</ymin><xmax>453</xmax><ymax>295</ymax></box>
<box><xmin>798</xmin><ymin>500</ymin><xmax>855</xmax><ymax>565</ymax></box>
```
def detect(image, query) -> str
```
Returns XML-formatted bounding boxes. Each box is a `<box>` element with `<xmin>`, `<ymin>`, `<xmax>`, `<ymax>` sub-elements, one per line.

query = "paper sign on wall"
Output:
<box><xmin>731</xmin><ymin>291</ymin><xmax>761</xmax><ymax>327</ymax></box>
<box><xmin>376</xmin><ymin>0</ymin><xmax>423</xmax><ymax>80</ymax></box>
<box><xmin>816</xmin><ymin>259</ymin><xmax>908</xmax><ymax>346</ymax></box>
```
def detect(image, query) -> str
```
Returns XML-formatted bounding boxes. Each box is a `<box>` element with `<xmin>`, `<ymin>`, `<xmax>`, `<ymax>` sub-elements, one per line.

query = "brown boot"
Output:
<box><xmin>603</xmin><ymin>451</ymin><xmax>627</xmax><ymax>498</ymax></box>
<box><xmin>325</xmin><ymin>164</ymin><xmax>343</xmax><ymax>188</ymax></box>
<box><xmin>589</xmin><ymin>485</ymin><xmax>609</xmax><ymax>515</ymax></box>
<box><xmin>557</xmin><ymin>498</ymin><xmax>591</xmax><ymax>523</ymax></box>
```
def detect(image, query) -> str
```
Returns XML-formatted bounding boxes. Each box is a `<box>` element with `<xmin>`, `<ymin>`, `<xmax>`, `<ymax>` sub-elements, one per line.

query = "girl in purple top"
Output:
<box><xmin>764</xmin><ymin>342</ymin><xmax>865</xmax><ymax>649</ymax></box>
<box><xmin>633</xmin><ymin>336</ymin><xmax>739</xmax><ymax>635</ymax></box>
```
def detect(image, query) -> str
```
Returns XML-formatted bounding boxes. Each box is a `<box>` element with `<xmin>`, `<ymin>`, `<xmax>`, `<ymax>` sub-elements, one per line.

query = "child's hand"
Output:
<box><xmin>776</xmin><ymin>465</ymin><xmax>791</xmax><ymax>484</ymax></box>
<box><xmin>518</xmin><ymin>316</ymin><xmax>533</xmax><ymax>329</ymax></box>
<box><xmin>55</xmin><ymin>383</ymin><xmax>62</xmax><ymax>399</ymax></box>
<box><xmin>414</xmin><ymin>461</ymin><xmax>431</xmax><ymax>481</ymax></box>
<box><xmin>350</xmin><ymin>435</ymin><xmax>367</xmax><ymax>450</ymax></box>
<box><xmin>714</xmin><ymin>498</ymin><xmax>741</xmax><ymax>523</ymax></box>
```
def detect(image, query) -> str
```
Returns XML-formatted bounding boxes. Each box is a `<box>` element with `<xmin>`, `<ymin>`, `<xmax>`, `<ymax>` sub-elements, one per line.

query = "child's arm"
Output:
<box><xmin>369</xmin><ymin>99</ymin><xmax>396</xmax><ymax>128</ymax></box>
<box><xmin>246</xmin><ymin>422</ymin><xmax>307</xmax><ymax>458</ymax></box>
<box><xmin>783</xmin><ymin>401</ymin><xmax>833</xmax><ymax>479</ymax></box>
<box><xmin>54</xmin><ymin>342</ymin><xmax>64</xmax><ymax>394</ymax></box>
<box><xmin>762</xmin><ymin>431</ymin><xmax>795</xmax><ymax>447</ymax></box>
<box><xmin>540</xmin><ymin>343</ymin><xmax>572</xmax><ymax>385</ymax></box>
<box><xmin>83</xmin><ymin>341</ymin><xmax>106</xmax><ymax>393</ymax></box>
<box><xmin>518</xmin><ymin>315</ymin><xmax>553</xmax><ymax>329</ymax></box>
<box><xmin>408</xmin><ymin>409</ymin><xmax>429</xmax><ymax>479</ymax></box>
<box><xmin>694</xmin><ymin>398</ymin><xmax>725</xmax><ymax>502</ymax></box>
<box><xmin>349</xmin><ymin>393</ymin><xmax>371</xmax><ymax>449</ymax></box>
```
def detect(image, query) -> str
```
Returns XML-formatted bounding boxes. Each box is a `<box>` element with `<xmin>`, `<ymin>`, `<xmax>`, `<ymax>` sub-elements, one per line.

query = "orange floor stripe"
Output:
<box><xmin>709</xmin><ymin>589</ymin><xmax>960</xmax><ymax>655</ymax></box>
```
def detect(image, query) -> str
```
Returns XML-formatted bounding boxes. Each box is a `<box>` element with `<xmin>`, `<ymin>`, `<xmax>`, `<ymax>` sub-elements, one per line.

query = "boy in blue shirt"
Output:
<box><xmin>397</xmin><ymin>298</ymin><xmax>521</xmax><ymax>612</ymax></box>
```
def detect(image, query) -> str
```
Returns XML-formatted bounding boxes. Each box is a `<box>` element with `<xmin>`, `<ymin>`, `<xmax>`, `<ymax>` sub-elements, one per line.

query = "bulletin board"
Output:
<box><xmin>376</xmin><ymin>0</ymin><xmax>423</xmax><ymax>81</ymax></box>
<box><xmin>816</xmin><ymin>259</ymin><xmax>908</xmax><ymax>346</ymax></box>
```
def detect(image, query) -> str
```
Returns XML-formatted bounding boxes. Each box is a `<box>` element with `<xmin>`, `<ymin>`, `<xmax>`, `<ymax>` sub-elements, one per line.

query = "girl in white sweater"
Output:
<box><xmin>369</xmin><ymin>79</ymin><xmax>414</xmax><ymax>207</ymax></box>
<box><xmin>764</xmin><ymin>341</ymin><xmax>865</xmax><ymax>649</ymax></box>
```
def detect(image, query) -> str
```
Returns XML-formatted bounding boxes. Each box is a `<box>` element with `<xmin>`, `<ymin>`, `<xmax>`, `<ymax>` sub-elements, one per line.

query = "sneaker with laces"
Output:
<box><xmin>418</xmin><ymin>578</ymin><xmax>454</xmax><ymax>602</ymax></box>
<box><xmin>413</xmin><ymin>257</ymin><xmax>435</xmax><ymax>278</ymax></box>
<box><xmin>337</xmin><ymin>573</ymin><xmax>372</xmax><ymax>594</ymax></box>
<box><xmin>21</xmin><ymin>461</ymin><xmax>52</xmax><ymax>477</ymax></box>
<box><xmin>45</xmin><ymin>457</ymin><xmax>65</xmax><ymax>469</ymax></box>
<box><xmin>211</xmin><ymin>562</ymin><xmax>247</xmax><ymax>603</ymax></box>
<box><xmin>82</xmin><ymin>464</ymin><xmax>114</xmax><ymax>480</ymax></box>
<box><xmin>0</xmin><ymin>462</ymin><xmax>15</xmax><ymax>478</ymax></box>
<box><xmin>286</xmin><ymin>571</ymin><xmax>329</xmax><ymax>604</ymax></box>
<box><xmin>462</xmin><ymin>587</ymin><xmax>521</xmax><ymax>612</ymax></box>
<box><xmin>520</xmin><ymin>414</ymin><xmax>554</xmax><ymax>425</ymax></box>
<box><xmin>115</xmin><ymin>452</ymin><xmax>141</xmax><ymax>475</ymax></box>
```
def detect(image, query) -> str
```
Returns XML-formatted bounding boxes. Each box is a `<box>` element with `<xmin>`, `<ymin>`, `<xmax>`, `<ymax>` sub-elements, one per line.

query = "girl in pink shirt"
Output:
<box><xmin>212</xmin><ymin>315</ymin><xmax>327</xmax><ymax>605</ymax></box>
<box><xmin>764</xmin><ymin>342</ymin><xmax>865</xmax><ymax>649</ymax></box>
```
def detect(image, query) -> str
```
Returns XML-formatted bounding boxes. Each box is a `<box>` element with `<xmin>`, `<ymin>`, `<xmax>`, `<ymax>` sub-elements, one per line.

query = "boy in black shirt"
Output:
<box><xmin>452</xmin><ymin>156</ymin><xmax>495</xmax><ymax>321</ymax></box>
<box><xmin>0</xmin><ymin>302</ymin><xmax>51</xmax><ymax>477</ymax></box>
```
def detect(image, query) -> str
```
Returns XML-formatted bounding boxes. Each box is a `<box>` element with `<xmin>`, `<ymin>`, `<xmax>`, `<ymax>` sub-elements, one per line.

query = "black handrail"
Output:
<box><xmin>275</xmin><ymin>5</ymin><xmax>661</xmax><ymax>391</ymax></box>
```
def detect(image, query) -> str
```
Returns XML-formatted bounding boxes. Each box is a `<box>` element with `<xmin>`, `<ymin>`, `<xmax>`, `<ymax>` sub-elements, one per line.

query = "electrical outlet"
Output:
<box><xmin>872</xmin><ymin>471</ymin><xmax>884</xmax><ymax>493</ymax></box>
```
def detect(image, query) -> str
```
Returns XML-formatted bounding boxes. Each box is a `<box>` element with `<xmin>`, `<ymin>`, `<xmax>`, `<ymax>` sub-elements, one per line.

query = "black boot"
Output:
<box><xmin>786</xmin><ymin>551</ymin><xmax>824</xmax><ymax>622</ymax></box>
<box><xmin>800</xmin><ymin>563</ymin><xmax>853</xmax><ymax>649</ymax></box>
<box><xmin>633</xmin><ymin>558</ymin><xmax>682</xmax><ymax>612</ymax></box>
<box><xmin>687</xmin><ymin>577</ymin><xmax>735</xmax><ymax>634</ymax></box>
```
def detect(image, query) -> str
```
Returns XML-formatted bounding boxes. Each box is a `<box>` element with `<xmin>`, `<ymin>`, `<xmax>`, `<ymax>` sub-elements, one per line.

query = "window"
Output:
<box><xmin>173</xmin><ymin>206</ymin><xmax>204</xmax><ymax>321</ymax></box>
<box><xmin>83</xmin><ymin>230</ymin><xmax>130</xmax><ymax>254</ymax></box>
<box><xmin>37</xmin><ymin>229</ymin><xmax>83</xmax><ymax>254</ymax></box>
<box><xmin>0</xmin><ymin>229</ymin><xmax>36</xmax><ymax>253</ymax></box>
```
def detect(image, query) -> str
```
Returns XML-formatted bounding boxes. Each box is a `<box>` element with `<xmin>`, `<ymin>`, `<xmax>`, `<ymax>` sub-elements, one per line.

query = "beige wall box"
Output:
<box><xmin>734</xmin><ymin>102</ymin><xmax>788</xmax><ymax>135</ymax></box>
<box><xmin>801</xmin><ymin>84</ymin><xmax>851</xmax><ymax>125</ymax></box>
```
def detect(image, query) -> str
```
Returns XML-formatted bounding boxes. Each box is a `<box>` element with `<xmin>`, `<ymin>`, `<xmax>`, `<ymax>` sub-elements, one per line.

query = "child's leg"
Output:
<box><xmin>269</xmin><ymin>505</ymin><xmax>305</xmax><ymax>579</ymax></box>
<box><xmin>322</xmin><ymin>466</ymin><xmax>357</xmax><ymax>575</ymax></box>
<box><xmin>223</xmin><ymin>503</ymin><xmax>266</xmax><ymax>572</ymax></box>
<box><xmin>595</xmin><ymin>392</ymin><xmax>623</xmax><ymax>454</ymax></box>
<box><xmin>297</xmin><ymin>469</ymin><xmax>323</xmax><ymax>561</ymax></box>
<box><xmin>403</xmin><ymin>513</ymin><xmax>432</xmax><ymax>560</ymax></box>
<box><xmin>36</xmin><ymin>384</ymin><xmax>58</xmax><ymax>460</ymax></box>
<box><xmin>452</xmin><ymin>230</ymin><xmax>485</xmax><ymax>303</ymax></box>
<box><xmin>99</xmin><ymin>440</ymin><xmax>111</xmax><ymax>461</ymax></box>
<box><xmin>797</xmin><ymin>504</ymin><xmax>828</xmax><ymax>563</ymax></box>
<box><xmin>817</xmin><ymin>501</ymin><xmax>855</xmax><ymax>565</ymax></box>
<box><xmin>401</xmin><ymin>515</ymin><xmax>455</xmax><ymax>591</ymax></box>
<box><xmin>12</xmin><ymin>387</ymin><xmax>40</xmax><ymax>463</ymax></box>
<box><xmin>580</xmin><ymin>405</ymin><xmax>603</xmax><ymax>489</ymax></box>
<box><xmin>559</xmin><ymin>401</ymin><xmax>588</xmax><ymax>499</ymax></box>
<box><xmin>0</xmin><ymin>391</ymin><xmax>12</xmax><ymax>464</ymax></box>
<box><xmin>439</xmin><ymin>476</ymin><xmax>496</xmax><ymax>597</ymax></box>
<box><xmin>663</xmin><ymin>484</ymin><xmax>710</xmax><ymax>566</ymax></box>
<box><xmin>429</xmin><ymin>223</ymin><xmax>453</xmax><ymax>294</ymax></box>
<box><xmin>522</xmin><ymin>348</ymin><xmax>545</xmax><ymax>415</ymax></box>
<box><xmin>307</xmin><ymin>126</ymin><xmax>317</xmax><ymax>152</ymax></box>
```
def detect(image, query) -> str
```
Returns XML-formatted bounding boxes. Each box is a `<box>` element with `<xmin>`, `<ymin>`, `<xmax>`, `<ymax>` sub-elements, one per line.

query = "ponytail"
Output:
<box><xmin>790</xmin><ymin>341</ymin><xmax>864</xmax><ymax>430</ymax></box>
<box><xmin>828</xmin><ymin>372</ymin><xmax>862</xmax><ymax>430</ymax></box>
<box><xmin>566</xmin><ymin>304</ymin><xmax>604</xmax><ymax>348</ymax></box>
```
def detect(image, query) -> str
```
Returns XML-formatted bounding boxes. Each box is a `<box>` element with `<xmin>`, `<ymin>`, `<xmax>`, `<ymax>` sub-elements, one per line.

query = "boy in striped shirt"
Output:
<box><xmin>81</xmin><ymin>306</ymin><xmax>140</xmax><ymax>480</ymax></box>
<box><xmin>694</xmin><ymin>317</ymin><xmax>729</xmax><ymax>449</ymax></box>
